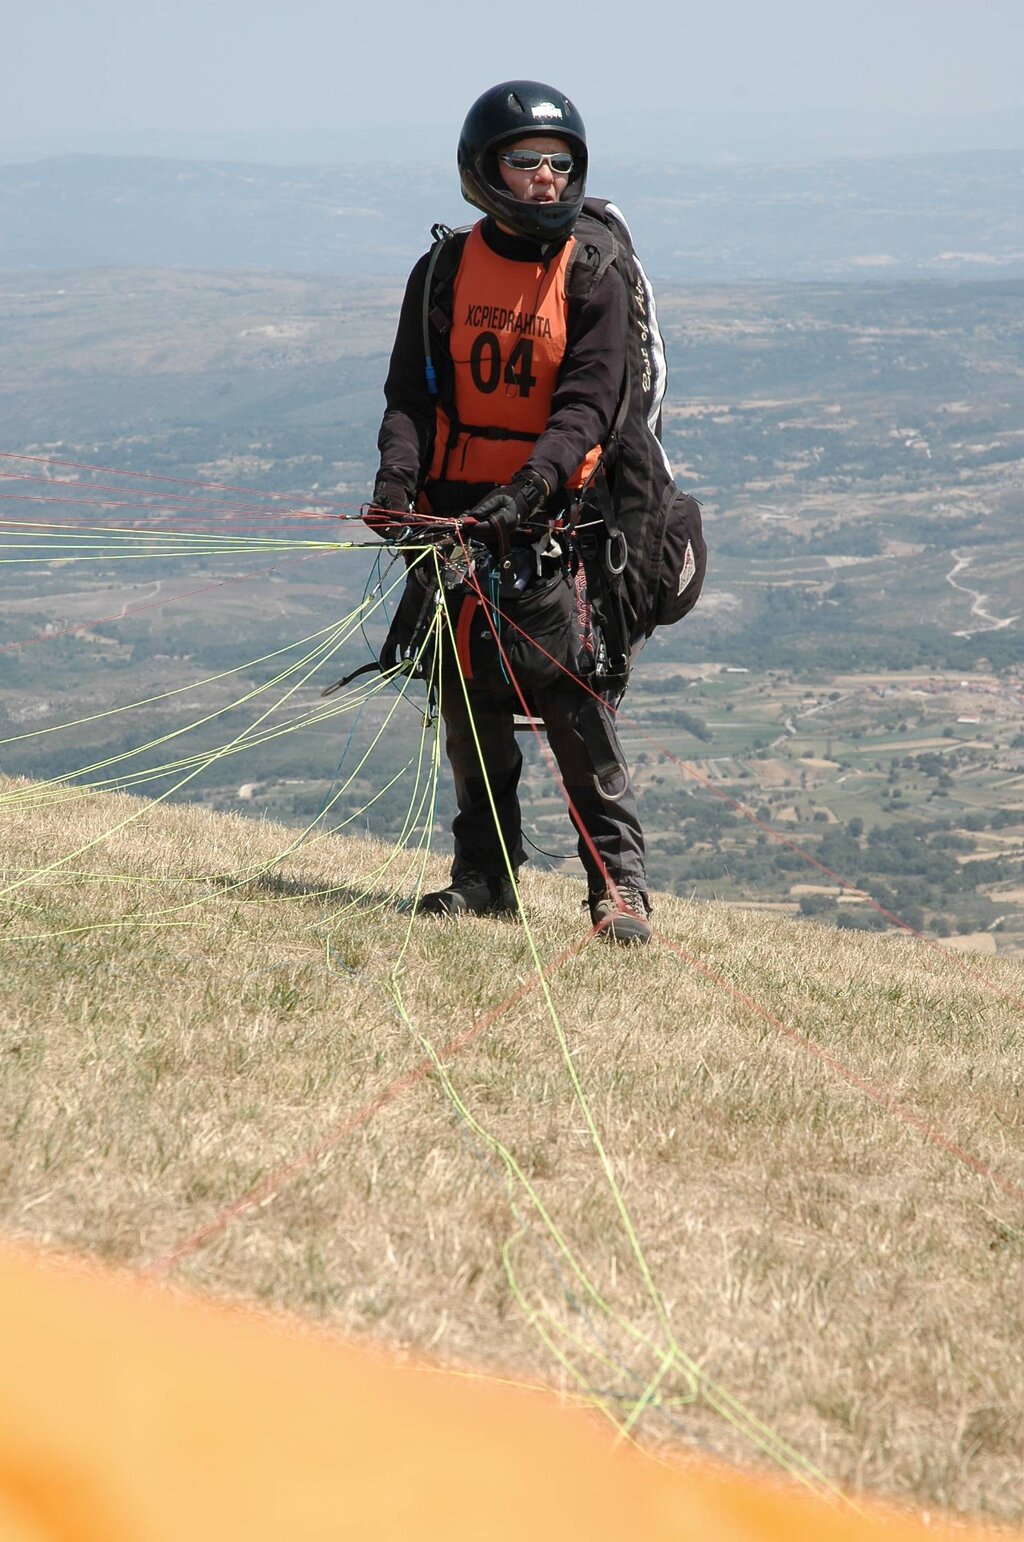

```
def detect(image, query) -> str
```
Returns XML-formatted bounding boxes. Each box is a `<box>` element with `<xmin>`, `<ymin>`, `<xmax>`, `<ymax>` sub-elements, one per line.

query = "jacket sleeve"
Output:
<box><xmin>522</xmin><ymin>263</ymin><xmax>628</xmax><ymax>496</ymax></box>
<box><xmin>375</xmin><ymin>253</ymin><xmax>435</xmax><ymax>495</ymax></box>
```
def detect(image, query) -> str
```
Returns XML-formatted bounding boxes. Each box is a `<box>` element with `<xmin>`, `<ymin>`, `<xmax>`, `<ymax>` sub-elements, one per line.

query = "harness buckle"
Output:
<box><xmin>604</xmin><ymin>530</ymin><xmax>628</xmax><ymax>576</ymax></box>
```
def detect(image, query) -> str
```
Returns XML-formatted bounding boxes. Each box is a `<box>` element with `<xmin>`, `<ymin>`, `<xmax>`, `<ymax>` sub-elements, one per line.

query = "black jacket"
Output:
<box><xmin>376</xmin><ymin>217</ymin><xmax>627</xmax><ymax>503</ymax></box>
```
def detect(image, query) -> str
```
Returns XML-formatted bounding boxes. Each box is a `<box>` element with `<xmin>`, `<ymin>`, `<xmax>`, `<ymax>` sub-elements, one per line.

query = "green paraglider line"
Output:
<box><xmin>0</xmin><ymin>490</ymin><xmax>864</xmax><ymax>1499</ymax></box>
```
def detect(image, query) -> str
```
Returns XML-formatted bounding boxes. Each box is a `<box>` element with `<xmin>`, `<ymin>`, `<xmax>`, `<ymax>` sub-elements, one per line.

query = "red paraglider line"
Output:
<box><xmin>452</xmin><ymin>531</ymin><xmax>627</xmax><ymax>926</ymax></box>
<box><xmin>459</xmin><ymin>574</ymin><xmax>1024</xmax><ymax>1015</ymax></box>
<box><xmin>10</xmin><ymin>488</ymin><xmax>1021</xmax><ymax>1248</ymax></box>
<box><xmin>146</xmin><ymin>539</ymin><xmax>1024</xmax><ymax>1278</ymax></box>
<box><xmin>0</xmin><ymin>491</ymin><xmax>329</xmax><ymax>529</ymax></box>
<box><xmin>0</xmin><ymin>549</ymin><xmax>324</xmax><ymax>654</ymax></box>
<box><xmin>146</xmin><ymin>543</ymin><xmax>630</xmax><ymax>1273</ymax></box>
<box><xmin>0</xmin><ymin>448</ymin><xmax>358</xmax><ymax>507</ymax></box>
<box><xmin>145</xmin><ymin>930</ymin><xmax>594</xmax><ymax>1275</ymax></box>
<box><xmin>446</xmin><ymin>541</ymin><xmax>1024</xmax><ymax>1201</ymax></box>
<box><xmin>654</xmin><ymin>930</ymin><xmax>1024</xmax><ymax>1206</ymax></box>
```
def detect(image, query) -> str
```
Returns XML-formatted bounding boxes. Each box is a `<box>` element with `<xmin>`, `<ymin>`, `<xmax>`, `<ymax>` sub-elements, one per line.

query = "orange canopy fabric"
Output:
<box><xmin>0</xmin><ymin>1244</ymin><xmax>1013</xmax><ymax>1542</ymax></box>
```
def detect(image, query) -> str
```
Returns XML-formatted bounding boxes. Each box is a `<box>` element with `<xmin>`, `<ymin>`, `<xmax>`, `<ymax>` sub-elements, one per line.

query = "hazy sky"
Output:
<box><xmin>7</xmin><ymin>0</ymin><xmax>1024</xmax><ymax>142</ymax></box>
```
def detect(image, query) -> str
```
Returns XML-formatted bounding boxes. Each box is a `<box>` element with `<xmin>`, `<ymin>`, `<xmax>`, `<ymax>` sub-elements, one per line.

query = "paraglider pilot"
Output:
<box><xmin>369</xmin><ymin>80</ymin><xmax>653</xmax><ymax>944</ymax></box>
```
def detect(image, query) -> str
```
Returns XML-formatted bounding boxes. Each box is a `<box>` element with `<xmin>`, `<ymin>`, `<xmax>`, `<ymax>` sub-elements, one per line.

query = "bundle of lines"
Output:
<box><xmin>2</xmin><ymin>451</ymin><xmax>1022</xmax><ymax>1515</ymax></box>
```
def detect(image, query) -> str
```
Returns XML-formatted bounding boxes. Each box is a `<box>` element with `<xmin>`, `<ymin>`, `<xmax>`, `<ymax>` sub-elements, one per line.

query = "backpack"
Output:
<box><xmin>421</xmin><ymin>199</ymin><xmax>707</xmax><ymax>695</ymax></box>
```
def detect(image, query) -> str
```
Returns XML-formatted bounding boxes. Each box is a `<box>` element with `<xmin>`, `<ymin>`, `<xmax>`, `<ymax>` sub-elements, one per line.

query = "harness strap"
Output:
<box><xmin>582</xmin><ymin>467</ymin><xmax>632</xmax><ymax>692</ymax></box>
<box><xmin>422</xmin><ymin>210</ymin><xmax>631</xmax><ymax>695</ymax></box>
<box><xmin>422</xmin><ymin>223</ymin><xmax>457</xmax><ymax>398</ymax></box>
<box><xmin>319</xmin><ymin>661</ymin><xmax>381</xmax><ymax>698</ymax></box>
<box><xmin>422</xmin><ymin>223</ymin><xmax>471</xmax><ymax>478</ymax></box>
<box><xmin>452</xmin><ymin>424</ymin><xmax>539</xmax><ymax>443</ymax></box>
<box><xmin>577</xmin><ymin>695</ymin><xmax>628</xmax><ymax>797</ymax></box>
<box><xmin>379</xmin><ymin>570</ymin><xmax>438</xmax><ymax>676</ymax></box>
<box><xmin>454</xmin><ymin>592</ymin><xmax>479</xmax><ymax>680</ymax></box>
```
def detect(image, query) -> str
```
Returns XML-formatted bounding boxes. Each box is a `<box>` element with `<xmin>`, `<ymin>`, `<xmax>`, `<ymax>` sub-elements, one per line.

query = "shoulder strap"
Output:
<box><xmin>564</xmin><ymin>202</ymin><xmax>631</xmax><ymax>476</ymax></box>
<box><xmin>421</xmin><ymin>222</ymin><xmax>471</xmax><ymax>398</ymax></box>
<box><xmin>565</xmin><ymin>203</ymin><xmax>617</xmax><ymax>307</ymax></box>
<box><xmin>420</xmin><ymin>223</ymin><xmax>474</xmax><ymax>479</ymax></box>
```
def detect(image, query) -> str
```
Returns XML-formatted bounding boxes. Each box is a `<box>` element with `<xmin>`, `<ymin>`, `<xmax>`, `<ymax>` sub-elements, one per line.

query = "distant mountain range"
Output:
<box><xmin>1</xmin><ymin>148</ymin><xmax>1022</xmax><ymax>283</ymax></box>
<box><xmin>4</xmin><ymin>109</ymin><xmax>1024</xmax><ymax>166</ymax></box>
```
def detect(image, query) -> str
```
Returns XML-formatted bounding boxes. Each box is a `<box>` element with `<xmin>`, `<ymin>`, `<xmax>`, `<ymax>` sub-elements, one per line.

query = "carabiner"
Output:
<box><xmin>604</xmin><ymin>530</ymin><xmax>628</xmax><ymax>576</ymax></box>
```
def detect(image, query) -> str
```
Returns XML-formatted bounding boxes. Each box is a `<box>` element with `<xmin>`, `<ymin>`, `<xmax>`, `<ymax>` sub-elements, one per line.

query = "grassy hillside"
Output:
<box><xmin>1</xmin><ymin>776</ymin><xmax>1022</xmax><ymax>1521</ymax></box>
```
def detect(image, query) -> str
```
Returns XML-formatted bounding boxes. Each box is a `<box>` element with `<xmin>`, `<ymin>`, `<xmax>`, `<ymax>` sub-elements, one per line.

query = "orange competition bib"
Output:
<box><xmin>427</xmin><ymin>224</ymin><xmax>600</xmax><ymax>489</ymax></box>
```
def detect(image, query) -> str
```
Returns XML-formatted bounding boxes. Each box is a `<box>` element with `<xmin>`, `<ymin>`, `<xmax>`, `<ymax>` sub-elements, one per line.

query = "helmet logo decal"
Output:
<box><xmin>458</xmin><ymin>81</ymin><xmax>585</xmax><ymax>241</ymax></box>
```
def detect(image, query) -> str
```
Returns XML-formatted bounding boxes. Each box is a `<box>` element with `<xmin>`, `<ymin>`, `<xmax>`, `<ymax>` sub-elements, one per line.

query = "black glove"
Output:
<box><xmin>364</xmin><ymin>474</ymin><xmax>412</xmax><ymax>537</ymax></box>
<box><xmin>467</xmin><ymin>469</ymin><xmax>549</xmax><ymax>552</ymax></box>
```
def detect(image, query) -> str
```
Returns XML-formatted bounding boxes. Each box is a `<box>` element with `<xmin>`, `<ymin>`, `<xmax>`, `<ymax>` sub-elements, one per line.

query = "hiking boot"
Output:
<box><xmin>589</xmin><ymin>882</ymin><xmax>652</xmax><ymax>945</ymax></box>
<box><xmin>417</xmin><ymin>869</ymin><xmax>519</xmax><ymax>917</ymax></box>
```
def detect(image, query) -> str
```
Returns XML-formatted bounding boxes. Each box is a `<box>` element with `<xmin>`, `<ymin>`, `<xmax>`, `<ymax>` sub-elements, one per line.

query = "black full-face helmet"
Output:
<box><xmin>458</xmin><ymin>80</ymin><xmax>588</xmax><ymax>244</ymax></box>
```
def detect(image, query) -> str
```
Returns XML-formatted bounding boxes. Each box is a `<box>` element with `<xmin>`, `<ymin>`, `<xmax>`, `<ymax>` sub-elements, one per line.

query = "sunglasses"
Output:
<box><xmin>499</xmin><ymin>150</ymin><xmax>574</xmax><ymax>175</ymax></box>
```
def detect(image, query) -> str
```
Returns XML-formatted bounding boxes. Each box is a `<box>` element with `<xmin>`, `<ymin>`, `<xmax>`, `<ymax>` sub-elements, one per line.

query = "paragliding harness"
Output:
<box><xmin>414</xmin><ymin>199</ymin><xmax>706</xmax><ymax>701</ymax></box>
<box><xmin>325</xmin><ymin>201</ymin><xmax>706</xmax><ymax>779</ymax></box>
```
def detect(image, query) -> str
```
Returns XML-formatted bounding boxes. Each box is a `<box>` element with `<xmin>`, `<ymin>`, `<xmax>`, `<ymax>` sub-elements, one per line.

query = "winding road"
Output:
<box><xmin>945</xmin><ymin>550</ymin><xmax>1018</xmax><ymax>637</ymax></box>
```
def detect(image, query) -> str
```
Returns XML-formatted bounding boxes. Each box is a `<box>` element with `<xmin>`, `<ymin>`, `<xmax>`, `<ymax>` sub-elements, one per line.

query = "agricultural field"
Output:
<box><xmin>614</xmin><ymin>664</ymin><xmax>1024</xmax><ymax>952</ymax></box>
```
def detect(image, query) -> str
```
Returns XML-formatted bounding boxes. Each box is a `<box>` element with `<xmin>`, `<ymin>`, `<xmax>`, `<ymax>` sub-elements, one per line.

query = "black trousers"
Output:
<box><xmin>437</xmin><ymin>641</ymin><xmax>647</xmax><ymax>899</ymax></box>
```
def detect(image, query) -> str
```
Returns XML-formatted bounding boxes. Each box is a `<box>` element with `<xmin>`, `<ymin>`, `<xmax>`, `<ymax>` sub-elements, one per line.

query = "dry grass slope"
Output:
<box><xmin>1</xmin><ymin>775</ymin><xmax>1022</xmax><ymax>1521</ymax></box>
